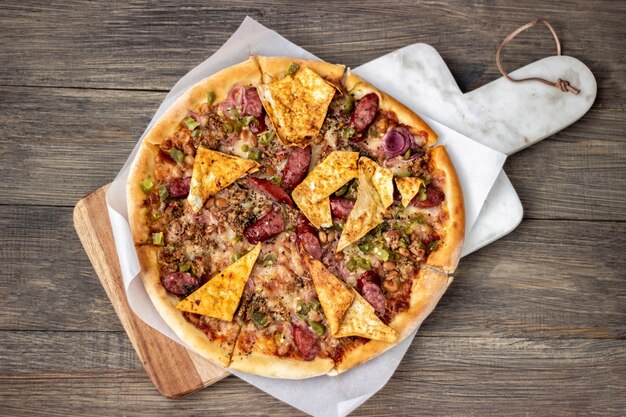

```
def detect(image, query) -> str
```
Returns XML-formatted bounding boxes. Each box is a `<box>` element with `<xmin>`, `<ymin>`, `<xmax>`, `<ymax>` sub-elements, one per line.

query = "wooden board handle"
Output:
<box><xmin>73</xmin><ymin>185</ymin><xmax>229</xmax><ymax>397</ymax></box>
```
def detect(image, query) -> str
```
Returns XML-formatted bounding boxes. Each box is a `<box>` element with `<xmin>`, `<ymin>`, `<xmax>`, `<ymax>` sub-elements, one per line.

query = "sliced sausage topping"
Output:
<box><xmin>292</xmin><ymin>322</ymin><xmax>320</xmax><ymax>361</ymax></box>
<box><xmin>411</xmin><ymin>184</ymin><xmax>445</xmax><ymax>208</ymax></box>
<box><xmin>357</xmin><ymin>271</ymin><xmax>386</xmax><ymax>317</ymax></box>
<box><xmin>350</xmin><ymin>93</ymin><xmax>379</xmax><ymax>133</ymax></box>
<box><xmin>329</xmin><ymin>197</ymin><xmax>354</xmax><ymax>220</ymax></box>
<box><xmin>243</xmin><ymin>87</ymin><xmax>264</xmax><ymax>119</ymax></box>
<box><xmin>243</xmin><ymin>211</ymin><xmax>285</xmax><ymax>244</ymax></box>
<box><xmin>161</xmin><ymin>272</ymin><xmax>199</xmax><ymax>297</ymax></box>
<box><xmin>295</xmin><ymin>215</ymin><xmax>322</xmax><ymax>259</ymax></box>
<box><xmin>281</xmin><ymin>145</ymin><xmax>311</xmax><ymax>190</ymax></box>
<box><xmin>167</xmin><ymin>177</ymin><xmax>191</xmax><ymax>198</ymax></box>
<box><xmin>247</xmin><ymin>177</ymin><xmax>293</xmax><ymax>207</ymax></box>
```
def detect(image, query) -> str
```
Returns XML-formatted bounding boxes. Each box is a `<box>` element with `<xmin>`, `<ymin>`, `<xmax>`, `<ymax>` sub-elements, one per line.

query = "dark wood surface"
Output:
<box><xmin>1</xmin><ymin>1</ymin><xmax>624</xmax><ymax>416</ymax></box>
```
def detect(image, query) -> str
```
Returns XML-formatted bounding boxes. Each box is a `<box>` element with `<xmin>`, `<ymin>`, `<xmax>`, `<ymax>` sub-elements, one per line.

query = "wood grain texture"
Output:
<box><xmin>1</xmin><ymin>0</ymin><xmax>624</xmax><ymax>415</ymax></box>
<box><xmin>72</xmin><ymin>186</ymin><xmax>228</xmax><ymax>396</ymax></box>
<box><xmin>1</xmin><ymin>1</ymin><xmax>624</xmax><ymax>108</ymax></box>
<box><xmin>1</xmin><ymin>337</ymin><xmax>624</xmax><ymax>416</ymax></box>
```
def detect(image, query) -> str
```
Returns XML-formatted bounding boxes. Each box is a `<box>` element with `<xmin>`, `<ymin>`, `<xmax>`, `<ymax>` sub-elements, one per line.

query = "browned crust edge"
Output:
<box><xmin>332</xmin><ymin>268</ymin><xmax>449</xmax><ymax>374</ymax></box>
<box><xmin>229</xmin><ymin>342</ymin><xmax>334</xmax><ymax>379</ymax></box>
<box><xmin>143</xmin><ymin>58</ymin><xmax>262</xmax><ymax>147</ymax></box>
<box><xmin>344</xmin><ymin>71</ymin><xmax>438</xmax><ymax>147</ymax></box>
<box><xmin>126</xmin><ymin>59</ymin><xmax>264</xmax><ymax>369</ymax></box>
<box><xmin>127</xmin><ymin>143</ymin><xmax>160</xmax><ymax>244</ymax></box>
<box><xmin>135</xmin><ymin>246</ymin><xmax>235</xmax><ymax>367</ymax></box>
<box><xmin>425</xmin><ymin>146</ymin><xmax>466</xmax><ymax>274</ymax></box>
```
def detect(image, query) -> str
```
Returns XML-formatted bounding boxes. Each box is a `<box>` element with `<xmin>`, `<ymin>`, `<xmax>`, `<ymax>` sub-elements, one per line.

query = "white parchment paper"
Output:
<box><xmin>105</xmin><ymin>17</ymin><xmax>506</xmax><ymax>417</ymax></box>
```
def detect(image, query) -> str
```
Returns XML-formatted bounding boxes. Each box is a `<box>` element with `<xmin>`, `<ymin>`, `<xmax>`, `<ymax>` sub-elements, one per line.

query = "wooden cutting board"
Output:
<box><xmin>73</xmin><ymin>184</ymin><xmax>230</xmax><ymax>397</ymax></box>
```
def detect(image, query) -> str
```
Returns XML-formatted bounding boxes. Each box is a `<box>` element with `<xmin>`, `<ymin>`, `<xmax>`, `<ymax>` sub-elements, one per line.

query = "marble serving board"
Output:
<box><xmin>355</xmin><ymin>44</ymin><xmax>596</xmax><ymax>255</ymax></box>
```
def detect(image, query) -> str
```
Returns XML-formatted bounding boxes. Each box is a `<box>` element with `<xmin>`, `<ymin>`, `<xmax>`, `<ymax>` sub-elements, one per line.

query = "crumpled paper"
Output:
<box><xmin>105</xmin><ymin>16</ymin><xmax>506</xmax><ymax>417</ymax></box>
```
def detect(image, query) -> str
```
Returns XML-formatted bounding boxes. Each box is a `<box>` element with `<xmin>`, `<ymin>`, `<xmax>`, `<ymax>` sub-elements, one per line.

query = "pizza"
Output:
<box><xmin>127</xmin><ymin>57</ymin><xmax>465</xmax><ymax>378</ymax></box>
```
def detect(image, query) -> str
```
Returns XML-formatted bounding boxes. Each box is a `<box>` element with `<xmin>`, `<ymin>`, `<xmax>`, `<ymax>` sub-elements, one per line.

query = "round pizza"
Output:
<box><xmin>127</xmin><ymin>57</ymin><xmax>465</xmax><ymax>378</ymax></box>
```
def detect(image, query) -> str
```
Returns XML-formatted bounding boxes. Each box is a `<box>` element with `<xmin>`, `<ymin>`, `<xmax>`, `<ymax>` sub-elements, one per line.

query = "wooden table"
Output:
<box><xmin>1</xmin><ymin>1</ymin><xmax>624</xmax><ymax>415</ymax></box>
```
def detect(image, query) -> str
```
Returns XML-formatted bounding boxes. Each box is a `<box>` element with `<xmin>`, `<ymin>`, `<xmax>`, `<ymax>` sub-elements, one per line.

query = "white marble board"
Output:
<box><xmin>354</xmin><ymin>44</ymin><xmax>596</xmax><ymax>256</ymax></box>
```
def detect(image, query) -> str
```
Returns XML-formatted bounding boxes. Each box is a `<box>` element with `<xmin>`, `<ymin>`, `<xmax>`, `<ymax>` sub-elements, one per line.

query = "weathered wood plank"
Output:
<box><xmin>2</xmin><ymin>204</ymin><xmax>624</xmax><ymax>338</ymax></box>
<box><xmin>0</xmin><ymin>331</ymin><xmax>139</xmax><ymax>372</ymax></box>
<box><xmin>1</xmin><ymin>336</ymin><xmax>624</xmax><ymax>416</ymax></box>
<box><xmin>504</xmin><ymin>108</ymin><xmax>626</xmax><ymax>220</ymax></box>
<box><xmin>441</xmin><ymin>219</ymin><xmax>626</xmax><ymax>339</ymax></box>
<box><xmin>0</xmin><ymin>1</ymin><xmax>623</xmax><ymax>108</ymax></box>
<box><xmin>0</xmin><ymin>87</ymin><xmax>161</xmax><ymax>203</ymax></box>
<box><xmin>0</xmin><ymin>204</ymin><xmax>123</xmax><ymax>332</ymax></box>
<box><xmin>1</xmin><ymin>86</ymin><xmax>624</xmax><ymax>220</ymax></box>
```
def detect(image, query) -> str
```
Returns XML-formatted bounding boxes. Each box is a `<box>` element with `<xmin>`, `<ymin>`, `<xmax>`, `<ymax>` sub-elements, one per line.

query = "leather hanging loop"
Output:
<box><xmin>496</xmin><ymin>18</ymin><xmax>580</xmax><ymax>95</ymax></box>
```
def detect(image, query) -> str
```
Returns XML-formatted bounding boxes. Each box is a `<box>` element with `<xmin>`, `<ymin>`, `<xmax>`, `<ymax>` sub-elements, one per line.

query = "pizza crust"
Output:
<box><xmin>127</xmin><ymin>57</ymin><xmax>263</xmax><ymax>244</ymax></box>
<box><xmin>143</xmin><ymin>58</ymin><xmax>262</xmax><ymax>147</ymax></box>
<box><xmin>127</xmin><ymin>142</ymin><xmax>160</xmax><ymax>244</ymax></box>
<box><xmin>344</xmin><ymin>71</ymin><xmax>438</xmax><ymax>147</ymax></box>
<box><xmin>333</xmin><ymin>269</ymin><xmax>448</xmax><ymax>373</ymax></box>
<box><xmin>135</xmin><ymin>246</ymin><xmax>236</xmax><ymax>367</ymax></box>
<box><xmin>230</xmin><ymin>348</ymin><xmax>334</xmax><ymax>379</ymax></box>
<box><xmin>425</xmin><ymin>146</ymin><xmax>465</xmax><ymax>274</ymax></box>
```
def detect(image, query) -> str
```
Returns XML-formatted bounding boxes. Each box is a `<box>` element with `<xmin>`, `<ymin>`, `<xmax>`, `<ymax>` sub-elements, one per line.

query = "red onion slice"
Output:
<box><xmin>382</xmin><ymin>128</ymin><xmax>412</xmax><ymax>158</ymax></box>
<box><xmin>219</xmin><ymin>85</ymin><xmax>246</xmax><ymax>114</ymax></box>
<box><xmin>229</xmin><ymin>85</ymin><xmax>246</xmax><ymax>108</ymax></box>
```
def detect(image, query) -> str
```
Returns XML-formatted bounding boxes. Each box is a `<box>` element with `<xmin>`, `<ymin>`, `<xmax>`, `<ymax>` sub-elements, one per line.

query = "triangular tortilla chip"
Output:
<box><xmin>335</xmin><ymin>289</ymin><xmax>398</xmax><ymax>342</ymax></box>
<box><xmin>187</xmin><ymin>148</ymin><xmax>259</xmax><ymax>212</ymax></box>
<box><xmin>176</xmin><ymin>243</ymin><xmax>261</xmax><ymax>321</ymax></box>
<box><xmin>302</xmin><ymin>255</ymin><xmax>354</xmax><ymax>335</ymax></box>
<box><xmin>395</xmin><ymin>177</ymin><xmax>425</xmax><ymax>208</ymax></box>
<box><xmin>336</xmin><ymin>160</ymin><xmax>385</xmax><ymax>252</ymax></box>
<box><xmin>294</xmin><ymin>151</ymin><xmax>359</xmax><ymax>203</ymax></box>
<box><xmin>292</xmin><ymin>151</ymin><xmax>358</xmax><ymax>228</ymax></box>
<box><xmin>360</xmin><ymin>157</ymin><xmax>394</xmax><ymax>209</ymax></box>
<box><xmin>292</xmin><ymin>189</ymin><xmax>332</xmax><ymax>229</ymax></box>
<box><xmin>257</xmin><ymin>67</ymin><xmax>337</xmax><ymax>147</ymax></box>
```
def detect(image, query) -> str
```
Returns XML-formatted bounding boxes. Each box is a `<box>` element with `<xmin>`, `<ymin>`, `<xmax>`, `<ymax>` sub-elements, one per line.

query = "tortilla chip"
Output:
<box><xmin>176</xmin><ymin>243</ymin><xmax>261</xmax><ymax>321</ymax></box>
<box><xmin>292</xmin><ymin>151</ymin><xmax>359</xmax><ymax>228</ymax></box>
<box><xmin>360</xmin><ymin>157</ymin><xmax>394</xmax><ymax>209</ymax></box>
<box><xmin>187</xmin><ymin>147</ymin><xmax>259</xmax><ymax>212</ymax></box>
<box><xmin>395</xmin><ymin>177</ymin><xmax>425</xmax><ymax>208</ymax></box>
<box><xmin>335</xmin><ymin>289</ymin><xmax>398</xmax><ymax>342</ymax></box>
<box><xmin>302</xmin><ymin>255</ymin><xmax>354</xmax><ymax>335</ymax></box>
<box><xmin>292</xmin><ymin>190</ymin><xmax>332</xmax><ymax>229</ymax></box>
<box><xmin>295</xmin><ymin>151</ymin><xmax>359</xmax><ymax>203</ymax></box>
<box><xmin>257</xmin><ymin>67</ymin><xmax>337</xmax><ymax>147</ymax></box>
<box><xmin>336</xmin><ymin>160</ymin><xmax>385</xmax><ymax>252</ymax></box>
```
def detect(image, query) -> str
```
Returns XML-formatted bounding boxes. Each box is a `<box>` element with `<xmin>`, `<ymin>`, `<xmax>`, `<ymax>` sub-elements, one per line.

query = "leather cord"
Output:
<box><xmin>496</xmin><ymin>18</ymin><xmax>580</xmax><ymax>95</ymax></box>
